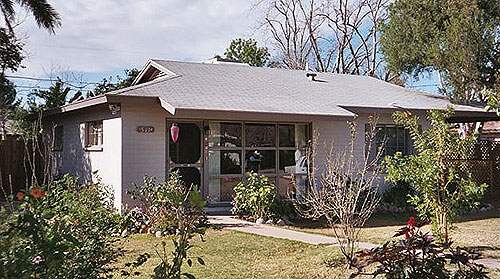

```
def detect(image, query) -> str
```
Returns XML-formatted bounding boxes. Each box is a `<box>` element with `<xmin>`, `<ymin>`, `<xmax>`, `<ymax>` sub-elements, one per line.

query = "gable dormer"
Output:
<box><xmin>132</xmin><ymin>59</ymin><xmax>177</xmax><ymax>85</ymax></box>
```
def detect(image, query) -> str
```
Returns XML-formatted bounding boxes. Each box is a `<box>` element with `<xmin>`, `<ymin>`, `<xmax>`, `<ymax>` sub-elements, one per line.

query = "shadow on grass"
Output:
<box><xmin>467</xmin><ymin>246</ymin><xmax>500</xmax><ymax>260</ymax></box>
<box><xmin>288</xmin><ymin>208</ymin><xmax>499</xmax><ymax>230</ymax></box>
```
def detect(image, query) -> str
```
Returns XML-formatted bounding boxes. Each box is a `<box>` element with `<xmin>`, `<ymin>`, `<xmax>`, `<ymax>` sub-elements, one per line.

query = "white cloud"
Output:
<box><xmin>15</xmin><ymin>0</ymin><xmax>265</xmax><ymax>77</ymax></box>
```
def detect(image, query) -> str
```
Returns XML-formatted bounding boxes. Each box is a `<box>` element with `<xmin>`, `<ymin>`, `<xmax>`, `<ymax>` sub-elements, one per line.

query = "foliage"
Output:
<box><xmin>119</xmin><ymin>207</ymin><xmax>149</xmax><ymax>234</ymax></box>
<box><xmin>380</xmin><ymin>0</ymin><xmax>500</xmax><ymax>102</ymax></box>
<box><xmin>0</xmin><ymin>27</ymin><xmax>23</xmax><ymax>73</ymax></box>
<box><xmin>88</xmin><ymin>68</ymin><xmax>140</xmax><ymax>97</ymax></box>
<box><xmin>296</xmin><ymin>118</ymin><xmax>383</xmax><ymax>268</ymax></box>
<box><xmin>0</xmin><ymin>0</ymin><xmax>61</xmax><ymax>33</ymax></box>
<box><xmin>352</xmin><ymin>217</ymin><xmax>489</xmax><ymax>279</ymax></box>
<box><xmin>483</xmin><ymin>88</ymin><xmax>500</xmax><ymax>116</ymax></box>
<box><xmin>220</xmin><ymin>38</ymin><xmax>270</xmax><ymax>67</ymax></box>
<box><xmin>129</xmin><ymin>171</ymin><xmax>208</xmax><ymax>279</ymax></box>
<box><xmin>28</xmin><ymin>79</ymin><xmax>83</xmax><ymax>109</ymax></box>
<box><xmin>230</xmin><ymin>171</ymin><xmax>279</xmax><ymax>220</ymax></box>
<box><xmin>385</xmin><ymin>108</ymin><xmax>487</xmax><ymax>243</ymax></box>
<box><xmin>382</xmin><ymin>181</ymin><xmax>415</xmax><ymax>209</ymax></box>
<box><xmin>0</xmin><ymin>174</ymin><xmax>121</xmax><ymax>279</ymax></box>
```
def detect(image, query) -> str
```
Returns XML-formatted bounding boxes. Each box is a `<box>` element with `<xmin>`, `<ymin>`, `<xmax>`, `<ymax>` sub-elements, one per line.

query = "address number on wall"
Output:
<box><xmin>137</xmin><ymin>126</ymin><xmax>155</xmax><ymax>133</ymax></box>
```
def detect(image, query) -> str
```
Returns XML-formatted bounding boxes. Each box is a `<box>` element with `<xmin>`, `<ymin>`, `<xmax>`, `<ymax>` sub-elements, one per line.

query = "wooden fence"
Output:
<box><xmin>0</xmin><ymin>136</ymin><xmax>26</xmax><ymax>198</ymax></box>
<box><xmin>444</xmin><ymin>140</ymin><xmax>500</xmax><ymax>202</ymax></box>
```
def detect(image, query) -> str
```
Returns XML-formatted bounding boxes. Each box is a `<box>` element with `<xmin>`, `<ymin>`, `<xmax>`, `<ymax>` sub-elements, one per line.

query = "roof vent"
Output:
<box><xmin>306</xmin><ymin>72</ymin><xmax>317</xmax><ymax>81</ymax></box>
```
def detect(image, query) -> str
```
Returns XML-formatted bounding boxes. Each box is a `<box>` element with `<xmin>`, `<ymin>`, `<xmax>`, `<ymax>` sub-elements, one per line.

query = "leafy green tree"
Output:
<box><xmin>380</xmin><ymin>0</ymin><xmax>500</xmax><ymax>103</ymax></box>
<box><xmin>29</xmin><ymin>79</ymin><xmax>83</xmax><ymax>110</ymax></box>
<box><xmin>219</xmin><ymin>38</ymin><xmax>270</xmax><ymax>67</ymax></box>
<box><xmin>483</xmin><ymin>88</ymin><xmax>500</xmax><ymax>116</ymax></box>
<box><xmin>88</xmin><ymin>68</ymin><xmax>139</xmax><ymax>97</ymax></box>
<box><xmin>0</xmin><ymin>0</ymin><xmax>61</xmax><ymax>33</ymax></box>
<box><xmin>385</xmin><ymin>108</ymin><xmax>487</xmax><ymax>243</ymax></box>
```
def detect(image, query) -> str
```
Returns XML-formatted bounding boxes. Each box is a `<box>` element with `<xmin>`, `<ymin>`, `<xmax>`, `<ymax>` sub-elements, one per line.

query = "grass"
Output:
<box><xmin>112</xmin><ymin>229</ymin><xmax>353</xmax><ymax>279</ymax></box>
<box><xmin>284</xmin><ymin>209</ymin><xmax>500</xmax><ymax>259</ymax></box>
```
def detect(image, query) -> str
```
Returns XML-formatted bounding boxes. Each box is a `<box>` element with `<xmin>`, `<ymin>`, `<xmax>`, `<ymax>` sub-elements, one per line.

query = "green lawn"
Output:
<box><xmin>284</xmin><ymin>209</ymin><xmax>500</xmax><ymax>259</ymax></box>
<box><xmin>112</xmin><ymin>229</ymin><xmax>352</xmax><ymax>279</ymax></box>
<box><xmin>111</xmin><ymin>210</ymin><xmax>500</xmax><ymax>278</ymax></box>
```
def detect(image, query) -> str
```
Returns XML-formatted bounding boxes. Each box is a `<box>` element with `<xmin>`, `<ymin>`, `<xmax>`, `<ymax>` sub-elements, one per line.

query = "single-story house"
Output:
<box><xmin>42</xmin><ymin>59</ymin><xmax>499</xmax><ymax>212</ymax></box>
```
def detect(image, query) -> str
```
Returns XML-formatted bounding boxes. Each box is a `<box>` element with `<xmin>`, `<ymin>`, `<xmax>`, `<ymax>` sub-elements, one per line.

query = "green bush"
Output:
<box><xmin>231</xmin><ymin>172</ymin><xmax>280</xmax><ymax>220</ymax></box>
<box><xmin>382</xmin><ymin>181</ymin><xmax>415</xmax><ymax>208</ymax></box>
<box><xmin>0</xmin><ymin>174</ymin><xmax>121</xmax><ymax>279</ymax></box>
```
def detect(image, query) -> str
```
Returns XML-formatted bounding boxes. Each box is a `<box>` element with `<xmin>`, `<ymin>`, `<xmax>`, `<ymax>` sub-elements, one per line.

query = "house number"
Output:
<box><xmin>137</xmin><ymin>126</ymin><xmax>155</xmax><ymax>133</ymax></box>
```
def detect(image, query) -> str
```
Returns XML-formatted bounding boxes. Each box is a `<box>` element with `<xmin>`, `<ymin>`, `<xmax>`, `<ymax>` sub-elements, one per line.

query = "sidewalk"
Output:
<box><xmin>208</xmin><ymin>215</ymin><xmax>376</xmax><ymax>249</ymax></box>
<box><xmin>208</xmin><ymin>215</ymin><xmax>500</xmax><ymax>270</ymax></box>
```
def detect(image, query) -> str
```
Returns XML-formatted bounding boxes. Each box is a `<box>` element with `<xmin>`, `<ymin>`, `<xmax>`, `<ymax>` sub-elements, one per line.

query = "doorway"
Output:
<box><xmin>167</xmin><ymin>121</ymin><xmax>203</xmax><ymax>193</ymax></box>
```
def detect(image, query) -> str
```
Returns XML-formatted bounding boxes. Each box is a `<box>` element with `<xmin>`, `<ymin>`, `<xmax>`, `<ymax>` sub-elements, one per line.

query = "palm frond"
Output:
<box><xmin>17</xmin><ymin>0</ymin><xmax>61</xmax><ymax>33</ymax></box>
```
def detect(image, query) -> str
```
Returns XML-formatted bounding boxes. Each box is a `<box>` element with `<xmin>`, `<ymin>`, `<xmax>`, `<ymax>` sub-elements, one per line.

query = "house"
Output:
<box><xmin>481</xmin><ymin>121</ymin><xmax>500</xmax><ymax>142</ymax></box>
<box><xmin>42</xmin><ymin>59</ymin><xmax>499</xmax><ymax>212</ymax></box>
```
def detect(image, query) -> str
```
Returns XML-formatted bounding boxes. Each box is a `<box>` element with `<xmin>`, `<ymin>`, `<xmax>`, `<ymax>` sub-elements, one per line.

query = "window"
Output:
<box><xmin>52</xmin><ymin>125</ymin><xmax>63</xmax><ymax>151</ymax></box>
<box><xmin>207</xmin><ymin>121</ymin><xmax>310</xmax><ymax>202</ymax></box>
<box><xmin>366</xmin><ymin>124</ymin><xmax>411</xmax><ymax>162</ymax></box>
<box><xmin>85</xmin><ymin>120</ymin><xmax>103</xmax><ymax>148</ymax></box>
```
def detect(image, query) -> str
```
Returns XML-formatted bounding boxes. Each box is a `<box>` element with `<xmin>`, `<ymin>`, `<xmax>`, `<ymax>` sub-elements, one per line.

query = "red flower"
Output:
<box><xmin>74</xmin><ymin>219</ymin><xmax>79</xmax><ymax>225</ymax></box>
<box><xmin>16</xmin><ymin>192</ymin><xmax>24</xmax><ymax>200</ymax></box>
<box><xmin>30</xmin><ymin>188</ymin><xmax>45</xmax><ymax>199</ymax></box>
<box><xmin>407</xmin><ymin>217</ymin><xmax>415</xmax><ymax>227</ymax></box>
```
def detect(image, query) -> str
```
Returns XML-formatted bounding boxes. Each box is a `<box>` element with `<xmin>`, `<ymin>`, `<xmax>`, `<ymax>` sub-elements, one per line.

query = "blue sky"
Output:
<box><xmin>11</xmin><ymin>0</ymin><xmax>439</xmax><ymax>102</ymax></box>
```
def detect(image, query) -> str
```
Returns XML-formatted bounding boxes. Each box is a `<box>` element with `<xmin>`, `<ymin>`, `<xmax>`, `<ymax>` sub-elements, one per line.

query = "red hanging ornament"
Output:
<box><xmin>170</xmin><ymin>123</ymin><xmax>179</xmax><ymax>143</ymax></box>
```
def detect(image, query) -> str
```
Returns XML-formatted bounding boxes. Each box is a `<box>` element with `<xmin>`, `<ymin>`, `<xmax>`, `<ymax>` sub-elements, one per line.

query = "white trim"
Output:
<box><xmin>132</xmin><ymin>59</ymin><xmax>178</xmax><ymax>85</ymax></box>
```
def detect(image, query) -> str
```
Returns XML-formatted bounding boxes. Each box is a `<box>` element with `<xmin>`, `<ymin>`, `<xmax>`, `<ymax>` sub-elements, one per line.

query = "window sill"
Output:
<box><xmin>85</xmin><ymin>146</ymin><xmax>103</xmax><ymax>152</ymax></box>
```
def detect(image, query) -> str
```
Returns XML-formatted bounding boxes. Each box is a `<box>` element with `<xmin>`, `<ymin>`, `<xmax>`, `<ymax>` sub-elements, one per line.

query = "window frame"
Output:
<box><xmin>84</xmin><ymin>120</ymin><xmax>103</xmax><ymax>151</ymax></box>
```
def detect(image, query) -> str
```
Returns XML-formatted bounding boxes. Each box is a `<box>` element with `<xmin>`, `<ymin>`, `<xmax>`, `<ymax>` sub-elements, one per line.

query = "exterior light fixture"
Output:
<box><xmin>170</xmin><ymin>123</ymin><xmax>179</xmax><ymax>143</ymax></box>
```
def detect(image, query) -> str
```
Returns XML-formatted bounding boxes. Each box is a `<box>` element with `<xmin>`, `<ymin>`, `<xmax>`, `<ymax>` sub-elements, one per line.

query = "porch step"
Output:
<box><xmin>204</xmin><ymin>206</ymin><xmax>232</xmax><ymax>216</ymax></box>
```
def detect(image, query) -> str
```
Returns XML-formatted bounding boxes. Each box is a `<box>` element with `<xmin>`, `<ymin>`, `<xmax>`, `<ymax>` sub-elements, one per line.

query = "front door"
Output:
<box><xmin>167</xmin><ymin>121</ymin><xmax>203</xmax><ymax>193</ymax></box>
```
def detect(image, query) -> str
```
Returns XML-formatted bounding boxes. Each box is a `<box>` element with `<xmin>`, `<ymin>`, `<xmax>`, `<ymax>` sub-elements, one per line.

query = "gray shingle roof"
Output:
<box><xmin>109</xmin><ymin>59</ymin><xmax>487</xmax><ymax>117</ymax></box>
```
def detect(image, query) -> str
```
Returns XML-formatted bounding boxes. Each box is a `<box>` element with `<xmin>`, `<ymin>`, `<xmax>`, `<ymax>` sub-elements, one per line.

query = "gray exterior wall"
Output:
<box><xmin>47</xmin><ymin>102</ymin><xmax>431</xmax><ymax>210</ymax></box>
<box><xmin>44</xmin><ymin>105</ymin><xmax>122</xmax><ymax>210</ymax></box>
<box><xmin>121</xmin><ymin>103</ymin><xmax>167</xmax><ymax>208</ymax></box>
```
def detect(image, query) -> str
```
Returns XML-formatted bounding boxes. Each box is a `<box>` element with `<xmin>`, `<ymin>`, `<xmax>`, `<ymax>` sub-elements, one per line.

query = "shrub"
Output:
<box><xmin>0</xmin><ymin>174</ymin><xmax>121</xmax><ymax>279</ymax></box>
<box><xmin>382</xmin><ymin>181</ymin><xmax>415</xmax><ymax>209</ymax></box>
<box><xmin>352</xmin><ymin>217</ymin><xmax>488</xmax><ymax>279</ymax></box>
<box><xmin>231</xmin><ymin>172</ymin><xmax>279</xmax><ymax>220</ymax></box>
<box><xmin>128</xmin><ymin>171</ymin><xmax>208</xmax><ymax>279</ymax></box>
<box><xmin>119</xmin><ymin>207</ymin><xmax>149</xmax><ymax>234</ymax></box>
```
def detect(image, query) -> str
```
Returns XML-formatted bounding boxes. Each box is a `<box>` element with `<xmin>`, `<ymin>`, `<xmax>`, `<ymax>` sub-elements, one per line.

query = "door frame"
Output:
<box><xmin>166</xmin><ymin>119</ymin><xmax>205</xmax><ymax>197</ymax></box>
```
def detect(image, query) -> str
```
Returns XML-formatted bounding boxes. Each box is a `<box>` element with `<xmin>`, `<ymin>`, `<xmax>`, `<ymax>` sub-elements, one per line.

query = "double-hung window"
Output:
<box><xmin>85</xmin><ymin>120</ymin><xmax>103</xmax><ymax>149</ymax></box>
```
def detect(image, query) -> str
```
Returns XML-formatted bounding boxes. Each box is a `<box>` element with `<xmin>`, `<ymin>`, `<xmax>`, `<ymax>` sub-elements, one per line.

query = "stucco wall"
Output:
<box><xmin>312</xmin><ymin>112</ymin><xmax>430</xmax><ymax>192</ymax></box>
<box><xmin>44</xmin><ymin>105</ymin><xmax>122</xmax><ymax>210</ymax></box>
<box><xmin>121</xmin><ymin>103</ymin><xmax>167</xmax><ymax>208</ymax></box>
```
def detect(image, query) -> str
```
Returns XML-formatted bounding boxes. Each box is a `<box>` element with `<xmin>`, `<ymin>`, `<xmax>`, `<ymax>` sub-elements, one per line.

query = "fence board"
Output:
<box><xmin>0</xmin><ymin>136</ymin><xmax>26</xmax><ymax>198</ymax></box>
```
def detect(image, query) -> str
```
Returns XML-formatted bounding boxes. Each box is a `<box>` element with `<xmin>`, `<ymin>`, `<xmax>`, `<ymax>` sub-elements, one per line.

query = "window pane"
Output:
<box><xmin>208</xmin><ymin>122</ymin><xmax>242</xmax><ymax>148</ymax></box>
<box><xmin>295</xmin><ymin>124</ymin><xmax>308</xmax><ymax>148</ymax></box>
<box><xmin>278</xmin><ymin>150</ymin><xmax>296</xmax><ymax>176</ymax></box>
<box><xmin>208</xmin><ymin>150</ymin><xmax>242</xmax><ymax>175</ymax></box>
<box><xmin>169</xmin><ymin>123</ymin><xmax>201</xmax><ymax>164</ymax></box>
<box><xmin>245</xmin><ymin>150</ymin><xmax>275</xmax><ymax>174</ymax></box>
<box><xmin>245</xmin><ymin>123</ymin><xmax>276</xmax><ymax>147</ymax></box>
<box><xmin>386</xmin><ymin>127</ymin><xmax>397</xmax><ymax>147</ymax></box>
<box><xmin>279</xmin><ymin>125</ymin><xmax>295</xmax><ymax>147</ymax></box>
<box><xmin>208</xmin><ymin>176</ymin><xmax>241</xmax><ymax>202</ymax></box>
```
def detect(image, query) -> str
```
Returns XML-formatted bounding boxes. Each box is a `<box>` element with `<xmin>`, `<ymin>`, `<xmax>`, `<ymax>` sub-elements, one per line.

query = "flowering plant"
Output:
<box><xmin>0</xmin><ymin>174</ymin><xmax>121</xmax><ymax>279</ymax></box>
<box><xmin>351</xmin><ymin>217</ymin><xmax>488</xmax><ymax>279</ymax></box>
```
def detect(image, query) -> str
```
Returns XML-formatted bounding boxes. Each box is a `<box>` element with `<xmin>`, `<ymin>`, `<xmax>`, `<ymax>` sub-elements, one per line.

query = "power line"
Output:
<box><xmin>5</xmin><ymin>75</ymin><xmax>101</xmax><ymax>85</ymax></box>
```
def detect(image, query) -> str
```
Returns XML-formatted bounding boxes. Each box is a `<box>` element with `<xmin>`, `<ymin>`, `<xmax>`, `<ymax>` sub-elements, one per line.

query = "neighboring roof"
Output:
<box><xmin>57</xmin><ymin>59</ymin><xmax>497</xmax><ymax>119</ymax></box>
<box><xmin>482</xmin><ymin>121</ymin><xmax>500</xmax><ymax>136</ymax></box>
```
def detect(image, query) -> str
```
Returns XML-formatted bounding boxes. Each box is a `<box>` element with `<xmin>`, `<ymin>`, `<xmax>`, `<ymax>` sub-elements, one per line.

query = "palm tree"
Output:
<box><xmin>0</xmin><ymin>0</ymin><xmax>61</xmax><ymax>33</ymax></box>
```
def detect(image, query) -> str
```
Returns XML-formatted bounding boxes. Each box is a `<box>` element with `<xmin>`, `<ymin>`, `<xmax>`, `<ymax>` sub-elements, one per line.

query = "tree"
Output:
<box><xmin>380</xmin><ymin>0</ymin><xmax>500</xmax><ymax>103</ymax></box>
<box><xmin>29</xmin><ymin>79</ymin><xmax>83</xmax><ymax>110</ymax></box>
<box><xmin>295</xmin><ymin>117</ymin><xmax>383</xmax><ymax>268</ymax></box>
<box><xmin>221</xmin><ymin>38</ymin><xmax>270</xmax><ymax>67</ymax></box>
<box><xmin>483</xmin><ymin>88</ymin><xmax>500</xmax><ymax>116</ymax></box>
<box><xmin>88</xmin><ymin>68</ymin><xmax>139</xmax><ymax>97</ymax></box>
<box><xmin>256</xmin><ymin>0</ymin><xmax>394</xmax><ymax>79</ymax></box>
<box><xmin>0</xmin><ymin>0</ymin><xmax>61</xmax><ymax>33</ymax></box>
<box><xmin>0</xmin><ymin>74</ymin><xmax>17</xmax><ymax>137</ymax></box>
<box><xmin>385</xmin><ymin>108</ymin><xmax>487</xmax><ymax>243</ymax></box>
